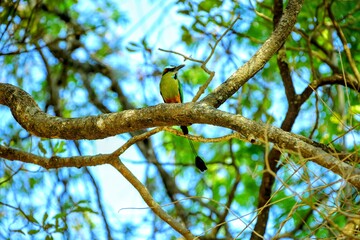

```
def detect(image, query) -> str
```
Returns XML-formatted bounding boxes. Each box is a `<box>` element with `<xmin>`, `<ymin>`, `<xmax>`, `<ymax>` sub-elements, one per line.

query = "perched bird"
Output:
<box><xmin>160</xmin><ymin>64</ymin><xmax>188</xmax><ymax>135</ymax></box>
<box><xmin>159</xmin><ymin>64</ymin><xmax>207</xmax><ymax>172</ymax></box>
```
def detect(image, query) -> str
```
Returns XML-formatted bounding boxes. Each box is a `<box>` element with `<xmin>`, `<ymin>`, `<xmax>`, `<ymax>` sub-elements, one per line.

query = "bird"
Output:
<box><xmin>159</xmin><ymin>64</ymin><xmax>188</xmax><ymax>135</ymax></box>
<box><xmin>159</xmin><ymin>64</ymin><xmax>207</xmax><ymax>172</ymax></box>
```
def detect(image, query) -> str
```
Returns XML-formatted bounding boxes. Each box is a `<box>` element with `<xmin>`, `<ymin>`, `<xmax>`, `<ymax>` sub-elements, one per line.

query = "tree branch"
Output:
<box><xmin>0</xmin><ymin>144</ymin><xmax>196</xmax><ymax>239</ymax></box>
<box><xmin>201</xmin><ymin>0</ymin><xmax>304</xmax><ymax>108</ymax></box>
<box><xmin>110</xmin><ymin>158</ymin><xmax>195</xmax><ymax>239</ymax></box>
<box><xmin>252</xmin><ymin>0</ymin><xmax>298</xmax><ymax>237</ymax></box>
<box><xmin>1</xmin><ymin>83</ymin><xmax>359</xmax><ymax>190</ymax></box>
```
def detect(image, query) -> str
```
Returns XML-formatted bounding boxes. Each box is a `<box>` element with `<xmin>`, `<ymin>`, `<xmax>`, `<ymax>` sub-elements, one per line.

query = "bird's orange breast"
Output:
<box><xmin>163</xmin><ymin>95</ymin><xmax>181</xmax><ymax>103</ymax></box>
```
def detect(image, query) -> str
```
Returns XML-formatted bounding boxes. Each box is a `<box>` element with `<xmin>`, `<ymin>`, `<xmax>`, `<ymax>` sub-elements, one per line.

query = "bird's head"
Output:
<box><xmin>162</xmin><ymin>64</ymin><xmax>185</xmax><ymax>78</ymax></box>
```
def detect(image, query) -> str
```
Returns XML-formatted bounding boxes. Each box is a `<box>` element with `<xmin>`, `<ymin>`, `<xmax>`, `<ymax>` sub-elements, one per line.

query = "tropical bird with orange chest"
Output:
<box><xmin>159</xmin><ymin>64</ymin><xmax>207</xmax><ymax>172</ymax></box>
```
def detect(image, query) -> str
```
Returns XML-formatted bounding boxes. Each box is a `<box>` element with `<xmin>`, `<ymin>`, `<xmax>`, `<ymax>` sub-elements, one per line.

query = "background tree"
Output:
<box><xmin>1</xmin><ymin>0</ymin><xmax>359</xmax><ymax>239</ymax></box>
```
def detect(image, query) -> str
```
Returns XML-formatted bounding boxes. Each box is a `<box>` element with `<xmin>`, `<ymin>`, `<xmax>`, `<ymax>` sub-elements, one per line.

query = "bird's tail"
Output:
<box><xmin>187</xmin><ymin>138</ymin><xmax>207</xmax><ymax>172</ymax></box>
<box><xmin>180</xmin><ymin>126</ymin><xmax>188</xmax><ymax>135</ymax></box>
<box><xmin>180</xmin><ymin>125</ymin><xmax>207</xmax><ymax>172</ymax></box>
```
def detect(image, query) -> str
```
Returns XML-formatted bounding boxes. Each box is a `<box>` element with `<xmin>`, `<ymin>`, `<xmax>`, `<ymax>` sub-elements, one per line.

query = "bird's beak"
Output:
<box><xmin>175</xmin><ymin>64</ymin><xmax>185</xmax><ymax>71</ymax></box>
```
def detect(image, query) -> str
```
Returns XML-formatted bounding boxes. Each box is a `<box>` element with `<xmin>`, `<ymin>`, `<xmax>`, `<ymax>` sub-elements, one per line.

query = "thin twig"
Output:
<box><xmin>110</xmin><ymin>157</ymin><xmax>195</xmax><ymax>239</ymax></box>
<box><xmin>112</xmin><ymin>127</ymin><xmax>164</xmax><ymax>156</ymax></box>
<box><xmin>163</xmin><ymin>127</ymin><xmax>247</xmax><ymax>143</ymax></box>
<box><xmin>158</xmin><ymin>48</ymin><xmax>204</xmax><ymax>64</ymax></box>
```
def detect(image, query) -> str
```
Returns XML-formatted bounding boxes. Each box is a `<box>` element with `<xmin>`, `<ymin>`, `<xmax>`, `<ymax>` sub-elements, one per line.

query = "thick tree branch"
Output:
<box><xmin>1</xmin><ymin>83</ymin><xmax>359</xmax><ymax>190</ymax></box>
<box><xmin>0</xmin><ymin>145</ymin><xmax>111</xmax><ymax>168</ymax></box>
<box><xmin>201</xmin><ymin>0</ymin><xmax>304</xmax><ymax>108</ymax></box>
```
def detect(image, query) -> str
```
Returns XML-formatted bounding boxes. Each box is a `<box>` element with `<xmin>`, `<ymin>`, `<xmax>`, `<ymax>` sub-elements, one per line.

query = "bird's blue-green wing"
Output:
<box><xmin>178</xmin><ymin>79</ymin><xmax>183</xmax><ymax>103</ymax></box>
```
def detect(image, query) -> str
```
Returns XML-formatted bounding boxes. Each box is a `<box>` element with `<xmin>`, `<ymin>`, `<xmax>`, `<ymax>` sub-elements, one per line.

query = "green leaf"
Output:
<box><xmin>45</xmin><ymin>234</ymin><xmax>54</xmax><ymax>240</ymax></box>
<box><xmin>198</xmin><ymin>0</ymin><xmax>222</xmax><ymax>12</ymax></box>
<box><xmin>54</xmin><ymin>212</ymin><xmax>67</xmax><ymax>220</ymax></box>
<box><xmin>126</xmin><ymin>41</ymin><xmax>141</xmax><ymax>52</ymax></box>
<box><xmin>27</xmin><ymin>214</ymin><xmax>39</xmax><ymax>224</ymax></box>
<box><xmin>43</xmin><ymin>223</ymin><xmax>54</xmax><ymax>231</ymax></box>
<box><xmin>53</xmin><ymin>141</ymin><xmax>66</xmax><ymax>154</ymax></box>
<box><xmin>181</xmin><ymin>25</ymin><xmax>193</xmax><ymax>45</ymax></box>
<box><xmin>77</xmin><ymin>200</ymin><xmax>89</xmax><ymax>205</ymax></box>
<box><xmin>42</xmin><ymin>212</ymin><xmax>49</xmax><ymax>225</ymax></box>
<box><xmin>55</xmin><ymin>227</ymin><xmax>67</xmax><ymax>233</ymax></box>
<box><xmin>28</xmin><ymin>229</ymin><xmax>40</xmax><ymax>235</ymax></box>
<box><xmin>38</xmin><ymin>141</ymin><xmax>47</xmax><ymax>155</ymax></box>
<box><xmin>12</xmin><ymin>229</ymin><xmax>25</xmax><ymax>235</ymax></box>
<box><xmin>72</xmin><ymin>206</ymin><xmax>98</xmax><ymax>214</ymax></box>
<box><xmin>178</xmin><ymin>9</ymin><xmax>190</xmax><ymax>15</ymax></box>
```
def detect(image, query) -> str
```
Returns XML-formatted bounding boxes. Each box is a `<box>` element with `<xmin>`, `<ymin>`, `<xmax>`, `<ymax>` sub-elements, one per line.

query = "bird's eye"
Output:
<box><xmin>162</xmin><ymin>69</ymin><xmax>169</xmax><ymax>75</ymax></box>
